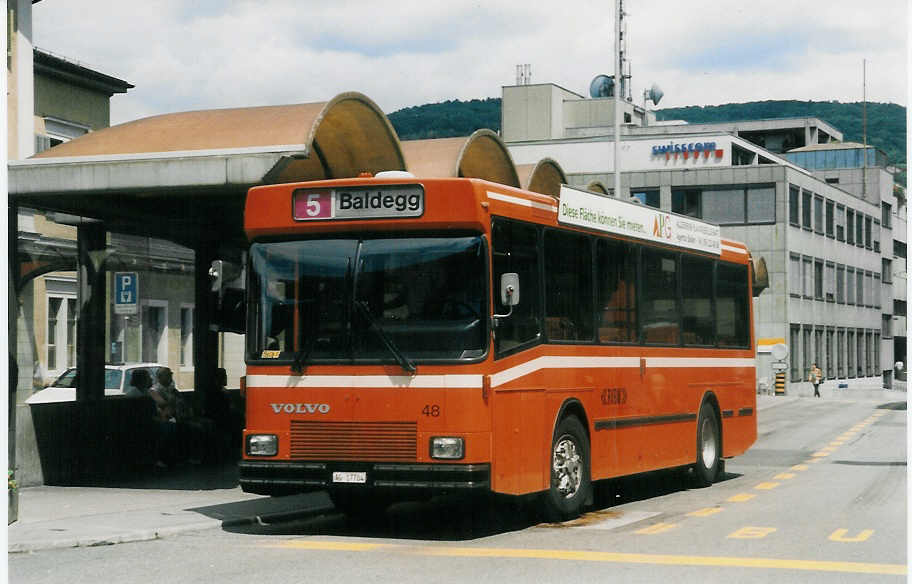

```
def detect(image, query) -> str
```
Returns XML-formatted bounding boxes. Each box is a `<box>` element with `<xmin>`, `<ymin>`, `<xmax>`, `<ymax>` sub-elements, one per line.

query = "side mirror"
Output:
<box><xmin>500</xmin><ymin>273</ymin><xmax>520</xmax><ymax>306</ymax></box>
<box><xmin>209</xmin><ymin>258</ymin><xmax>247</xmax><ymax>333</ymax></box>
<box><xmin>494</xmin><ymin>273</ymin><xmax>519</xmax><ymax>320</ymax></box>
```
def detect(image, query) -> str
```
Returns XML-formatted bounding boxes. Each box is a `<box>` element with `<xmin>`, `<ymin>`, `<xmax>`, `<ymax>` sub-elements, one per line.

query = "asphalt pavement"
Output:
<box><xmin>7</xmin><ymin>381</ymin><xmax>902</xmax><ymax>554</ymax></box>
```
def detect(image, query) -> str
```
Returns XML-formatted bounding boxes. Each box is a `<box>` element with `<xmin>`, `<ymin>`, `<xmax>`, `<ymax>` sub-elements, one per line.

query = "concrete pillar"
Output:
<box><xmin>76</xmin><ymin>223</ymin><xmax>106</xmax><ymax>402</ymax></box>
<box><xmin>193</xmin><ymin>240</ymin><xmax>219</xmax><ymax>405</ymax></box>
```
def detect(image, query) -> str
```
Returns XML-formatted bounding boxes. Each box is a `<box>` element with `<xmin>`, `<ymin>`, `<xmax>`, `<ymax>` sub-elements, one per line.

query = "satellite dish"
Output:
<box><xmin>589</xmin><ymin>74</ymin><xmax>615</xmax><ymax>98</ymax></box>
<box><xmin>645</xmin><ymin>83</ymin><xmax>664</xmax><ymax>105</ymax></box>
<box><xmin>771</xmin><ymin>343</ymin><xmax>788</xmax><ymax>361</ymax></box>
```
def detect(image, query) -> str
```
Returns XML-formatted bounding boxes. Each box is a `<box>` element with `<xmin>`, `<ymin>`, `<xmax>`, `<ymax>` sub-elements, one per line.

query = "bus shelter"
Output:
<box><xmin>8</xmin><ymin>92</ymin><xmax>406</xmax><ymax>486</ymax></box>
<box><xmin>8</xmin><ymin>92</ymin><xmax>538</xmax><ymax>491</ymax></box>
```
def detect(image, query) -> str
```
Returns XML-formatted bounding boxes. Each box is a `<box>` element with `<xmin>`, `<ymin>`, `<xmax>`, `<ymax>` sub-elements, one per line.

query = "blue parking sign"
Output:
<box><xmin>114</xmin><ymin>272</ymin><xmax>139</xmax><ymax>315</ymax></box>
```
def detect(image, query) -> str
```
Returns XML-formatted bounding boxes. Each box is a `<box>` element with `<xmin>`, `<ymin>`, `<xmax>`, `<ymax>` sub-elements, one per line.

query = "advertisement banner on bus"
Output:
<box><xmin>557</xmin><ymin>185</ymin><xmax>721</xmax><ymax>255</ymax></box>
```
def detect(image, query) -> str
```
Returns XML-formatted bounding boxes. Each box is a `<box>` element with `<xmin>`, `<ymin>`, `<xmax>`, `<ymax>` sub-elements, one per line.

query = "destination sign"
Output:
<box><xmin>293</xmin><ymin>185</ymin><xmax>424</xmax><ymax>221</ymax></box>
<box><xmin>557</xmin><ymin>185</ymin><xmax>721</xmax><ymax>255</ymax></box>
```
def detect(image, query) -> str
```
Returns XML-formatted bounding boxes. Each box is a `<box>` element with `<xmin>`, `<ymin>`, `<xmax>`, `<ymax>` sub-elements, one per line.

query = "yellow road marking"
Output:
<box><xmin>774</xmin><ymin>473</ymin><xmax>795</xmax><ymax>480</ymax></box>
<box><xmin>829</xmin><ymin>441</ymin><xmax>844</xmax><ymax>447</ymax></box>
<box><xmin>830</xmin><ymin>529</ymin><xmax>875</xmax><ymax>543</ymax></box>
<box><xmin>636</xmin><ymin>522</ymin><xmax>678</xmax><ymax>535</ymax></box>
<box><xmin>728</xmin><ymin>526</ymin><xmax>777</xmax><ymax>539</ymax></box>
<box><xmin>812</xmin><ymin>451</ymin><xmax>830</xmax><ymax>457</ymax></box>
<box><xmin>687</xmin><ymin>507</ymin><xmax>723</xmax><ymax>517</ymax></box>
<box><xmin>791</xmin><ymin>464</ymin><xmax>809</xmax><ymax>471</ymax></box>
<box><xmin>728</xmin><ymin>493</ymin><xmax>756</xmax><ymax>502</ymax></box>
<box><xmin>271</xmin><ymin>540</ymin><xmax>390</xmax><ymax>551</ymax></box>
<box><xmin>264</xmin><ymin>541</ymin><xmax>907</xmax><ymax>575</ymax></box>
<box><xmin>755</xmin><ymin>482</ymin><xmax>780</xmax><ymax>490</ymax></box>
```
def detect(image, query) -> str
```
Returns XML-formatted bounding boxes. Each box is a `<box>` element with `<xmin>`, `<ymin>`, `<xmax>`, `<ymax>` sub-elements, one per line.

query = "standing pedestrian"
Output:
<box><xmin>808</xmin><ymin>363</ymin><xmax>823</xmax><ymax>398</ymax></box>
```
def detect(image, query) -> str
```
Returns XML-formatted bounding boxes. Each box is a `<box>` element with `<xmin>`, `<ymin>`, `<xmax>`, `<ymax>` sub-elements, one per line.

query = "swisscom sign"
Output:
<box><xmin>557</xmin><ymin>185</ymin><xmax>721</xmax><ymax>255</ymax></box>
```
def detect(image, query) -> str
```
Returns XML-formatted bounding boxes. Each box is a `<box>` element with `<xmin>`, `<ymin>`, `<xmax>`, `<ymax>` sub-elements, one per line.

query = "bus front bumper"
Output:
<box><xmin>239</xmin><ymin>460</ymin><xmax>491</xmax><ymax>496</ymax></box>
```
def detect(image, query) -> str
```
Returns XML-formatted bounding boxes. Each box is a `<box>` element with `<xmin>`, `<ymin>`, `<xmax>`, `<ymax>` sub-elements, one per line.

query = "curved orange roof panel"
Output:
<box><xmin>401</xmin><ymin>129</ymin><xmax>519</xmax><ymax>188</ymax></box>
<box><xmin>33</xmin><ymin>92</ymin><xmax>406</xmax><ymax>182</ymax></box>
<box><xmin>586</xmin><ymin>180</ymin><xmax>608</xmax><ymax>195</ymax></box>
<box><xmin>516</xmin><ymin>157</ymin><xmax>567</xmax><ymax>198</ymax></box>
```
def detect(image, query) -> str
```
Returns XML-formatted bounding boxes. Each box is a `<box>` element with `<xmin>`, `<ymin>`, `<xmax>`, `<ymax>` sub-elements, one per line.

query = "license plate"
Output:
<box><xmin>332</xmin><ymin>471</ymin><xmax>367</xmax><ymax>484</ymax></box>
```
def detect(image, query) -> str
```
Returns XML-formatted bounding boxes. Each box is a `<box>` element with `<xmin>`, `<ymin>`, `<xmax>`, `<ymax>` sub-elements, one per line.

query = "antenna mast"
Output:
<box><xmin>613</xmin><ymin>0</ymin><xmax>624</xmax><ymax>198</ymax></box>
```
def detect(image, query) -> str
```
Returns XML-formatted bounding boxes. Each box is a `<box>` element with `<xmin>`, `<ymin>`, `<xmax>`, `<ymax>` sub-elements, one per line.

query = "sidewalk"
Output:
<box><xmin>8</xmin><ymin>383</ymin><xmax>904</xmax><ymax>554</ymax></box>
<box><xmin>7</xmin><ymin>461</ymin><xmax>333</xmax><ymax>553</ymax></box>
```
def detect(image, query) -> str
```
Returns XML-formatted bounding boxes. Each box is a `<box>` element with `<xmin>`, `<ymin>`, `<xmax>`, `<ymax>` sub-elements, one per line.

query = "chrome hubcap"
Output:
<box><xmin>700</xmin><ymin>417</ymin><xmax>717</xmax><ymax>469</ymax></box>
<box><xmin>552</xmin><ymin>437</ymin><xmax>582</xmax><ymax>498</ymax></box>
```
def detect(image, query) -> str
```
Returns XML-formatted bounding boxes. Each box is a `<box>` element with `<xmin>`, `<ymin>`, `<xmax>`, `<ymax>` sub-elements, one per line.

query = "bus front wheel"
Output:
<box><xmin>542</xmin><ymin>415</ymin><xmax>591</xmax><ymax>522</ymax></box>
<box><xmin>692</xmin><ymin>403</ymin><xmax>721</xmax><ymax>487</ymax></box>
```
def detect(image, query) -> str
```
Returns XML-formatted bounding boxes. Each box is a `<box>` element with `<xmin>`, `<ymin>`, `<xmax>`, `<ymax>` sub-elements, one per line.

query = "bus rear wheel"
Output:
<box><xmin>542</xmin><ymin>415</ymin><xmax>591</xmax><ymax>522</ymax></box>
<box><xmin>692</xmin><ymin>403</ymin><xmax>721</xmax><ymax>487</ymax></box>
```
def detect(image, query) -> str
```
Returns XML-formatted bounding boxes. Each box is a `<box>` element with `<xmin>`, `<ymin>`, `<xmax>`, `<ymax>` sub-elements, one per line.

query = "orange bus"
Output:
<box><xmin>238</xmin><ymin>176</ymin><xmax>758</xmax><ymax>520</ymax></box>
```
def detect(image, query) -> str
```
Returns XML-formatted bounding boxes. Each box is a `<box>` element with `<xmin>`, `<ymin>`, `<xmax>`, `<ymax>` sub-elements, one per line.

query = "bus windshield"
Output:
<box><xmin>248</xmin><ymin>235</ymin><xmax>487</xmax><ymax>365</ymax></box>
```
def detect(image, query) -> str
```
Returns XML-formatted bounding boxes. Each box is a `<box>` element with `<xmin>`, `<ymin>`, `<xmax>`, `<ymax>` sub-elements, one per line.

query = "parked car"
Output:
<box><xmin>25</xmin><ymin>363</ymin><xmax>183</xmax><ymax>404</ymax></box>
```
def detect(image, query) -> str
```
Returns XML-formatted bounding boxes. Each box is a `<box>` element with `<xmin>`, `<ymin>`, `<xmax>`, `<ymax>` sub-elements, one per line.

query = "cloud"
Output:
<box><xmin>32</xmin><ymin>0</ymin><xmax>907</xmax><ymax>126</ymax></box>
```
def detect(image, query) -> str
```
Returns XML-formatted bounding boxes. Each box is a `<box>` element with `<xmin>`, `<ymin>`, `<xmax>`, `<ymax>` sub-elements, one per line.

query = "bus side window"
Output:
<box><xmin>716</xmin><ymin>263</ymin><xmax>750</xmax><ymax>348</ymax></box>
<box><xmin>597</xmin><ymin>240</ymin><xmax>637</xmax><ymax>343</ymax></box>
<box><xmin>641</xmin><ymin>249</ymin><xmax>680</xmax><ymax>345</ymax></box>
<box><xmin>681</xmin><ymin>256</ymin><xmax>715</xmax><ymax>346</ymax></box>
<box><xmin>493</xmin><ymin>219</ymin><xmax>542</xmax><ymax>356</ymax></box>
<box><xmin>544</xmin><ymin>230</ymin><xmax>594</xmax><ymax>342</ymax></box>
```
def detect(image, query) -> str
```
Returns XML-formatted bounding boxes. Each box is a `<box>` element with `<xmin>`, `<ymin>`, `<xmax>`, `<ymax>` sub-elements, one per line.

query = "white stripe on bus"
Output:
<box><xmin>246</xmin><ymin>357</ymin><xmax>755</xmax><ymax>390</ymax></box>
<box><xmin>487</xmin><ymin>192</ymin><xmax>558</xmax><ymax>213</ymax></box>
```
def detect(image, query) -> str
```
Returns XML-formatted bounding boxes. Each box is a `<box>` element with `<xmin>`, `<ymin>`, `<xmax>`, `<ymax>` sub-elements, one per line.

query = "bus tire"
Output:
<box><xmin>542</xmin><ymin>415</ymin><xmax>591</xmax><ymax>522</ymax></box>
<box><xmin>692</xmin><ymin>402</ymin><xmax>721</xmax><ymax>487</ymax></box>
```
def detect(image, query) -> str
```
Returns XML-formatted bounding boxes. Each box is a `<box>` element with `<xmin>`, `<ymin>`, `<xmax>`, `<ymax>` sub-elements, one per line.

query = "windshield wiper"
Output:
<box><xmin>353</xmin><ymin>300</ymin><xmax>417</xmax><ymax>374</ymax></box>
<box><xmin>290</xmin><ymin>332</ymin><xmax>316</xmax><ymax>375</ymax></box>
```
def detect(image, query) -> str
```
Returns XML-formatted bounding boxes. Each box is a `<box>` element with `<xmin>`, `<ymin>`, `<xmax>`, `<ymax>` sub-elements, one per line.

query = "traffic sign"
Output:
<box><xmin>114</xmin><ymin>272</ymin><xmax>138</xmax><ymax>315</ymax></box>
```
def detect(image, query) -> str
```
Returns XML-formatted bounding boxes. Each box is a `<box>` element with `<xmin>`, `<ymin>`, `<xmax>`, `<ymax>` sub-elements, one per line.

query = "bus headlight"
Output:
<box><xmin>246</xmin><ymin>434</ymin><xmax>278</xmax><ymax>456</ymax></box>
<box><xmin>430</xmin><ymin>437</ymin><xmax>464</xmax><ymax>460</ymax></box>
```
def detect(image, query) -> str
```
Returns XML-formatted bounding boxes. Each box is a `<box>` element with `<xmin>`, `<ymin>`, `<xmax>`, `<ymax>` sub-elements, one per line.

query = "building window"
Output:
<box><xmin>789</xmin><ymin>186</ymin><xmax>800</xmax><ymax>226</ymax></box>
<box><xmin>790</xmin><ymin>325</ymin><xmax>801</xmax><ymax>381</ymax></box>
<box><xmin>824</xmin><ymin>262</ymin><xmax>835</xmax><ymax>302</ymax></box>
<box><xmin>883</xmin><ymin>314</ymin><xmax>892</xmax><ymax>339</ymax></box>
<box><xmin>846</xmin><ymin>268</ymin><xmax>855</xmax><ymax>305</ymax></box>
<box><xmin>46</xmin><ymin>288</ymin><xmax>78</xmax><ymax>376</ymax></box>
<box><xmin>703</xmin><ymin>188</ymin><xmax>744</xmax><ymax>224</ymax></box>
<box><xmin>141</xmin><ymin>301</ymin><xmax>168</xmax><ymax>364</ymax></box>
<box><xmin>837</xmin><ymin>328</ymin><xmax>845</xmax><ymax>378</ymax></box>
<box><xmin>856</xmin><ymin>270</ymin><xmax>865</xmax><ymax>307</ymax></box>
<box><xmin>836</xmin><ymin>204</ymin><xmax>846</xmax><ymax>241</ymax></box>
<box><xmin>672</xmin><ymin>189</ymin><xmax>701</xmax><ymax>217</ymax></box>
<box><xmin>865</xmin><ymin>331</ymin><xmax>873</xmax><ymax>377</ymax></box>
<box><xmin>826</xmin><ymin>328</ymin><xmax>835</xmax><ymax>378</ymax></box>
<box><xmin>895</xmin><ymin>300</ymin><xmax>907</xmax><ymax>316</ymax></box>
<box><xmin>895</xmin><ymin>240</ymin><xmax>907</xmax><ymax>259</ymax></box>
<box><xmin>873</xmin><ymin>220</ymin><xmax>880</xmax><ymax>252</ymax></box>
<box><xmin>802</xmin><ymin>257</ymin><xmax>812</xmax><ymax>298</ymax></box>
<box><xmin>836</xmin><ymin>264</ymin><xmax>845</xmax><ymax>303</ymax></box>
<box><xmin>847</xmin><ymin>329</ymin><xmax>855</xmax><ymax>378</ymax></box>
<box><xmin>882</xmin><ymin>258</ymin><xmax>892</xmax><ymax>284</ymax></box>
<box><xmin>815</xmin><ymin>328</ymin><xmax>823</xmax><ymax>370</ymax></box>
<box><xmin>882</xmin><ymin>202</ymin><xmax>892</xmax><ymax>229</ymax></box>
<box><xmin>801</xmin><ymin>190</ymin><xmax>812</xmax><ymax>229</ymax></box>
<box><xmin>746</xmin><ymin>185</ymin><xmax>775</xmax><ymax>223</ymax></box>
<box><xmin>874</xmin><ymin>332</ymin><xmax>880</xmax><ymax>378</ymax></box>
<box><xmin>814</xmin><ymin>259</ymin><xmax>824</xmax><ymax>300</ymax></box>
<box><xmin>846</xmin><ymin>209</ymin><xmax>855</xmax><ymax>244</ymax></box>
<box><xmin>789</xmin><ymin>254</ymin><xmax>801</xmax><ymax>296</ymax></box>
<box><xmin>873</xmin><ymin>275</ymin><xmax>881</xmax><ymax>309</ymax></box>
<box><xmin>631</xmin><ymin>190</ymin><xmax>660</xmax><ymax>208</ymax></box>
<box><xmin>813</xmin><ymin>196</ymin><xmax>824</xmax><ymax>234</ymax></box>
<box><xmin>803</xmin><ymin>327</ymin><xmax>813</xmax><ymax>376</ymax></box>
<box><xmin>864</xmin><ymin>216</ymin><xmax>872</xmax><ymax>249</ymax></box>
<box><xmin>856</xmin><ymin>213</ymin><xmax>864</xmax><ymax>247</ymax></box>
<box><xmin>180</xmin><ymin>305</ymin><xmax>194</xmax><ymax>367</ymax></box>
<box><xmin>825</xmin><ymin>200</ymin><xmax>834</xmax><ymax>237</ymax></box>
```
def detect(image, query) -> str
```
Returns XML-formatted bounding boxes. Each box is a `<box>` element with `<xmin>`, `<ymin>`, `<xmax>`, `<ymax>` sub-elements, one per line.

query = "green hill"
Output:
<box><xmin>387</xmin><ymin>98</ymin><xmax>906</xmax><ymax>178</ymax></box>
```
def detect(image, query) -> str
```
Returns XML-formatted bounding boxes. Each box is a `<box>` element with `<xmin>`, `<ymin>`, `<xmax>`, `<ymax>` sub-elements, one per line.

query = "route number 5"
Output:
<box><xmin>306</xmin><ymin>193</ymin><xmax>322</xmax><ymax>217</ymax></box>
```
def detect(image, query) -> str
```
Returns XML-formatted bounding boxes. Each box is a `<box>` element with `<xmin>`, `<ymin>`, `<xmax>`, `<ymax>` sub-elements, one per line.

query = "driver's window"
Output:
<box><xmin>493</xmin><ymin>219</ymin><xmax>542</xmax><ymax>357</ymax></box>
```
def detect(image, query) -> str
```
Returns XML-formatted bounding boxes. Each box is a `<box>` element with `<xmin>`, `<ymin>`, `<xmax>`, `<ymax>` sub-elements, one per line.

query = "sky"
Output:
<box><xmin>33</xmin><ymin>0</ymin><xmax>908</xmax><ymax>126</ymax></box>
